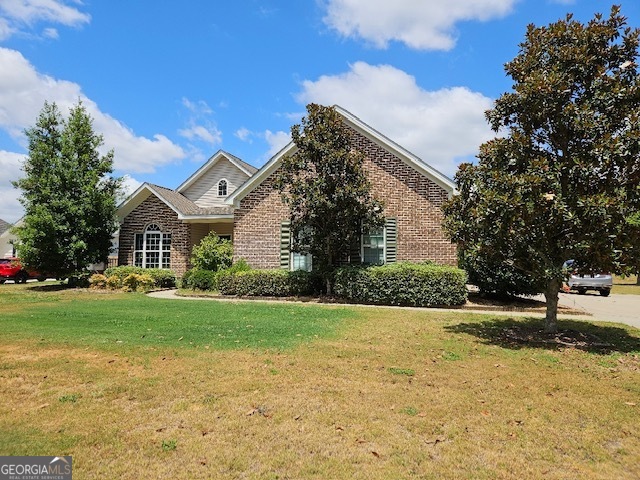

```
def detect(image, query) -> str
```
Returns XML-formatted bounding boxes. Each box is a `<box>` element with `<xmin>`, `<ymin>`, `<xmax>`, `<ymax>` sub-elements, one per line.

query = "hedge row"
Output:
<box><xmin>333</xmin><ymin>263</ymin><xmax>467</xmax><ymax>307</ymax></box>
<box><xmin>217</xmin><ymin>269</ymin><xmax>321</xmax><ymax>297</ymax></box>
<box><xmin>103</xmin><ymin>266</ymin><xmax>177</xmax><ymax>288</ymax></box>
<box><xmin>180</xmin><ymin>260</ymin><xmax>252</xmax><ymax>291</ymax></box>
<box><xmin>184</xmin><ymin>261</ymin><xmax>467</xmax><ymax>307</ymax></box>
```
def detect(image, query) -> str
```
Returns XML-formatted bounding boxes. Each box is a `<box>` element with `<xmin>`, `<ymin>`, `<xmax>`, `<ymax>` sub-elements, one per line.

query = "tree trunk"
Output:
<box><xmin>543</xmin><ymin>277</ymin><xmax>561</xmax><ymax>333</ymax></box>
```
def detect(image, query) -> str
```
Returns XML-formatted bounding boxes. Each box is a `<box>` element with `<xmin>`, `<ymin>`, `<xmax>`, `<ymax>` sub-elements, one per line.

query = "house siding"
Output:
<box><xmin>233</xmin><ymin>126</ymin><xmax>457</xmax><ymax>268</ymax></box>
<box><xmin>118</xmin><ymin>195</ymin><xmax>191</xmax><ymax>276</ymax></box>
<box><xmin>182</xmin><ymin>157</ymin><xmax>250</xmax><ymax>207</ymax></box>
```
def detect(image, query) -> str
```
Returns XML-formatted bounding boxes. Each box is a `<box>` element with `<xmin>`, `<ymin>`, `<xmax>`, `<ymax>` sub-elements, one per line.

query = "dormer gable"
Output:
<box><xmin>177</xmin><ymin>150</ymin><xmax>257</xmax><ymax>208</ymax></box>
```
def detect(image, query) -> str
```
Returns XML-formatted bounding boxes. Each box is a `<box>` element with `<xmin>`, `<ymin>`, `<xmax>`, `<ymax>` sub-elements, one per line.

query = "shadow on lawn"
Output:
<box><xmin>26</xmin><ymin>283</ymin><xmax>69</xmax><ymax>292</ymax></box>
<box><xmin>445</xmin><ymin>317</ymin><xmax>640</xmax><ymax>355</ymax></box>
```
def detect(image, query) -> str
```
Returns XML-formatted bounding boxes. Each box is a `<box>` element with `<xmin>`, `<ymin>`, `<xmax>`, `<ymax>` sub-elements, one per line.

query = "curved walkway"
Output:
<box><xmin>148</xmin><ymin>289</ymin><xmax>639</xmax><ymax>329</ymax></box>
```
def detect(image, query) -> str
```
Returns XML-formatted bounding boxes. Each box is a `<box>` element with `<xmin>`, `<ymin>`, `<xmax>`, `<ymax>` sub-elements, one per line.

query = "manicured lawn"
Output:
<box><xmin>1</xmin><ymin>283</ymin><xmax>639</xmax><ymax>479</ymax></box>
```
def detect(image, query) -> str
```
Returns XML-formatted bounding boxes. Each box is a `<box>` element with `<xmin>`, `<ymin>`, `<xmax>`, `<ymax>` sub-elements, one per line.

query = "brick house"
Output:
<box><xmin>117</xmin><ymin>106</ymin><xmax>457</xmax><ymax>276</ymax></box>
<box><xmin>117</xmin><ymin>151</ymin><xmax>257</xmax><ymax>275</ymax></box>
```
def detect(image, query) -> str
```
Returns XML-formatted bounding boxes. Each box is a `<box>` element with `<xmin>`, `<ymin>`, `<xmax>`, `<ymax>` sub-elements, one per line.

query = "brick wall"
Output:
<box><xmin>233</xmin><ymin>126</ymin><xmax>457</xmax><ymax>268</ymax></box>
<box><xmin>118</xmin><ymin>195</ymin><xmax>192</xmax><ymax>276</ymax></box>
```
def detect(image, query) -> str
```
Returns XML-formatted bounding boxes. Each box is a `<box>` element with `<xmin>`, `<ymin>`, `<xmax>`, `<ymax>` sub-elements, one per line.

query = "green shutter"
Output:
<box><xmin>280</xmin><ymin>221</ymin><xmax>291</xmax><ymax>269</ymax></box>
<box><xmin>349</xmin><ymin>235</ymin><xmax>361</xmax><ymax>265</ymax></box>
<box><xmin>385</xmin><ymin>217</ymin><xmax>397</xmax><ymax>264</ymax></box>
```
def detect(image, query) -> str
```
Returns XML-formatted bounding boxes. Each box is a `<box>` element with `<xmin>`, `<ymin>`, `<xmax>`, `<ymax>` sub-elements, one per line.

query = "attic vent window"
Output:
<box><xmin>218</xmin><ymin>179</ymin><xmax>228</xmax><ymax>196</ymax></box>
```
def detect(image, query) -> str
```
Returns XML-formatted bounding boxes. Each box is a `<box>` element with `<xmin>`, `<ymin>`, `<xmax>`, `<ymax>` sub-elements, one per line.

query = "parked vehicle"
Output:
<box><xmin>563</xmin><ymin>260</ymin><xmax>612</xmax><ymax>296</ymax></box>
<box><xmin>0</xmin><ymin>258</ymin><xmax>47</xmax><ymax>284</ymax></box>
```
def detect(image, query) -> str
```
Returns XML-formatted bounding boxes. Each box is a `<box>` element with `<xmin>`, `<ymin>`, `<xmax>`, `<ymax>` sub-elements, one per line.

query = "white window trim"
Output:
<box><xmin>290</xmin><ymin>226</ymin><xmax>312</xmax><ymax>271</ymax></box>
<box><xmin>134</xmin><ymin>223</ymin><xmax>171</xmax><ymax>269</ymax></box>
<box><xmin>217</xmin><ymin>178</ymin><xmax>228</xmax><ymax>197</ymax></box>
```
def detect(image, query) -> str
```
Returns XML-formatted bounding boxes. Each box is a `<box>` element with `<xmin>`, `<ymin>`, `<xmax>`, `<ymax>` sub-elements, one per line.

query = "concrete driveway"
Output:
<box><xmin>556</xmin><ymin>292</ymin><xmax>640</xmax><ymax>329</ymax></box>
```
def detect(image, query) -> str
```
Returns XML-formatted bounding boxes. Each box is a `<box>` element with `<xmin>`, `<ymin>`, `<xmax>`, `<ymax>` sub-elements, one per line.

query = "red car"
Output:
<box><xmin>0</xmin><ymin>258</ymin><xmax>47</xmax><ymax>284</ymax></box>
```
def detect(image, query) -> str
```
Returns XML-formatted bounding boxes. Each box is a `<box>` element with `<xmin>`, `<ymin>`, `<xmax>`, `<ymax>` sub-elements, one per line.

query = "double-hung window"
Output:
<box><xmin>361</xmin><ymin>227</ymin><xmax>385</xmax><ymax>265</ymax></box>
<box><xmin>134</xmin><ymin>223</ymin><xmax>172</xmax><ymax>269</ymax></box>
<box><xmin>359</xmin><ymin>218</ymin><xmax>397</xmax><ymax>265</ymax></box>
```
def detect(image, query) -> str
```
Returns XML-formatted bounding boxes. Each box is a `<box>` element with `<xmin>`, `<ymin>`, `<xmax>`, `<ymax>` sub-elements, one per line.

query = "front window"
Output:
<box><xmin>362</xmin><ymin>228</ymin><xmax>385</xmax><ymax>265</ymax></box>
<box><xmin>291</xmin><ymin>226</ymin><xmax>312</xmax><ymax>271</ymax></box>
<box><xmin>134</xmin><ymin>223</ymin><xmax>171</xmax><ymax>269</ymax></box>
<box><xmin>291</xmin><ymin>252</ymin><xmax>312</xmax><ymax>271</ymax></box>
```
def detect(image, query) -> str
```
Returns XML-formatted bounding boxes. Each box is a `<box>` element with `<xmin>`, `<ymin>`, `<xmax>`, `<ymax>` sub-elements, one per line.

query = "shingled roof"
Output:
<box><xmin>148</xmin><ymin>184</ymin><xmax>234</xmax><ymax>216</ymax></box>
<box><xmin>0</xmin><ymin>218</ymin><xmax>10</xmax><ymax>236</ymax></box>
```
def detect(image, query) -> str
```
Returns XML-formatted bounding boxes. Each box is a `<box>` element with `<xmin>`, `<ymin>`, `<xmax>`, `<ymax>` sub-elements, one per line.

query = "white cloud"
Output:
<box><xmin>0</xmin><ymin>150</ymin><xmax>25</xmax><ymax>223</ymax></box>
<box><xmin>235</xmin><ymin>127</ymin><xmax>252</xmax><ymax>142</ymax></box>
<box><xmin>116</xmin><ymin>174</ymin><xmax>142</xmax><ymax>204</ymax></box>
<box><xmin>178</xmin><ymin>124</ymin><xmax>222</xmax><ymax>146</ymax></box>
<box><xmin>263</xmin><ymin>129</ymin><xmax>291</xmax><ymax>159</ymax></box>
<box><xmin>323</xmin><ymin>0</ymin><xmax>515</xmax><ymax>50</ymax></box>
<box><xmin>296</xmin><ymin>61</ymin><xmax>495</xmax><ymax>177</ymax></box>
<box><xmin>42</xmin><ymin>26</ymin><xmax>58</xmax><ymax>38</ymax></box>
<box><xmin>178</xmin><ymin>97</ymin><xmax>223</xmax><ymax>153</ymax></box>
<box><xmin>181</xmin><ymin>97</ymin><xmax>213</xmax><ymax>116</ymax></box>
<box><xmin>0</xmin><ymin>0</ymin><xmax>90</xmax><ymax>39</ymax></box>
<box><xmin>0</xmin><ymin>47</ymin><xmax>186</xmax><ymax>173</ymax></box>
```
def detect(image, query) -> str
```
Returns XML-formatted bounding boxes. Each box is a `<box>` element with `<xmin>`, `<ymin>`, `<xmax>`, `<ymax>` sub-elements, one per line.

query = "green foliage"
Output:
<box><xmin>181</xmin><ymin>268</ymin><xmax>220</xmax><ymax>291</ymax></box>
<box><xmin>181</xmin><ymin>259</ymin><xmax>252</xmax><ymax>291</ymax></box>
<box><xmin>89</xmin><ymin>274</ymin><xmax>108</xmax><ymax>289</ymax></box>
<box><xmin>333</xmin><ymin>262</ymin><xmax>467</xmax><ymax>307</ymax></box>
<box><xmin>13</xmin><ymin>101</ymin><xmax>122</xmax><ymax>276</ymax></box>
<box><xmin>443</xmin><ymin>6</ymin><xmax>640</xmax><ymax>331</ymax></box>
<box><xmin>459</xmin><ymin>246</ymin><xmax>539</xmax><ymax>298</ymax></box>
<box><xmin>122</xmin><ymin>273</ymin><xmax>155</xmax><ymax>292</ymax></box>
<box><xmin>161</xmin><ymin>439</ymin><xmax>177</xmax><ymax>452</ymax></box>
<box><xmin>104</xmin><ymin>266</ymin><xmax>176</xmax><ymax>289</ymax></box>
<box><xmin>218</xmin><ymin>269</ymin><xmax>321</xmax><ymax>297</ymax></box>
<box><xmin>275</xmin><ymin>104</ymin><xmax>384</xmax><ymax>291</ymax></box>
<box><xmin>190</xmin><ymin>232</ymin><xmax>233</xmax><ymax>272</ymax></box>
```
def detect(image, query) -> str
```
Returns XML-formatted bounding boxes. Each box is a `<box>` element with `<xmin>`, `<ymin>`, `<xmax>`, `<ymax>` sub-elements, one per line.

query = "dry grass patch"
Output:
<box><xmin>0</xmin><ymin>287</ymin><xmax>639</xmax><ymax>479</ymax></box>
<box><xmin>614</xmin><ymin>275</ymin><xmax>640</xmax><ymax>295</ymax></box>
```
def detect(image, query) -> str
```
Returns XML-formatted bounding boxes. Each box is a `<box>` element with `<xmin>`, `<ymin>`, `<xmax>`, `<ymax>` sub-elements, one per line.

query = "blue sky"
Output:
<box><xmin>1</xmin><ymin>0</ymin><xmax>639</xmax><ymax>223</ymax></box>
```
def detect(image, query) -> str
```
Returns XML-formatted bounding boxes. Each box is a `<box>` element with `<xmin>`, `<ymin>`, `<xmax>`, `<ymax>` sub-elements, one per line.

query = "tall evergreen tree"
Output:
<box><xmin>14</xmin><ymin>101</ymin><xmax>122</xmax><ymax>276</ymax></box>
<box><xmin>275</xmin><ymin>104</ymin><xmax>384</xmax><ymax>293</ymax></box>
<box><xmin>443</xmin><ymin>6</ymin><xmax>640</xmax><ymax>332</ymax></box>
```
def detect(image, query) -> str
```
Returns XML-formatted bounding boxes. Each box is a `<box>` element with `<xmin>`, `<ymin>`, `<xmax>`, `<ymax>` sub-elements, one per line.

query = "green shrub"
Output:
<box><xmin>181</xmin><ymin>268</ymin><xmax>219</xmax><ymax>291</ymax></box>
<box><xmin>191</xmin><ymin>233</ymin><xmax>233</xmax><ymax>272</ymax></box>
<box><xmin>104</xmin><ymin>266</ymin><xmax>176</xmax><ymax>289</ymax></box>
<box><xmin>67</xmin><ymin>272</ymin><xmax>91</xmax><ymax>288</ymax></box>
<box><xmin>218</xmin><ymin>269</ymin><xmax>320</xmax><ymax>297</ymax></box>
<box><xmin>89</xmin><ymin>273</ymin><xmax>107</xmax><ymax>289</ymax></box>
<box><xmin>458</xmin><ymin>247</ymin><xmax>539</xmax><ymax>297</ymax></box>
<box><xmin>181</xmin><ymin>260</ymin><xmax>252</xmax><ymax>291</ymax></box>
<box><xmin>333</xmin><ymin>262</ymin><xmax>467</xmax><ymax>307</ymax></box>
<box><xmin>122</xmin><ymin>273</ymin><xmax>155</xmax><ymax>292</ymax></box>
<box><xmin>106</xmin><ymin>275</ymin><xmax>121</xmax><ymax>290</ymax></box>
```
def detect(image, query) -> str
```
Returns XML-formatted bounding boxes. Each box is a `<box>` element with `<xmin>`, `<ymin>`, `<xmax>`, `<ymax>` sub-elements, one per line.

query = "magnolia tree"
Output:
<box><xmin>275</xmin><ymin>104</ymin><xmax>384</xmax><ymax>293</ymax></box>
<box><xmin>14</xmin><ymin>101</ymin><xmax>121</xmax><ymax>277</ymax></box>
<box><xmin>444</xmin><ymin>6</ymin><xmax>640</xmax><ymax>332</ymax></box>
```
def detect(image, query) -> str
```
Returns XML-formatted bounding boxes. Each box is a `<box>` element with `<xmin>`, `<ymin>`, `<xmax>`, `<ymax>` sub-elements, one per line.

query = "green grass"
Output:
<box><xmin>0</xmin><ymin>287</ymin><xmax>353</xmax><ymax>352</ymax></box>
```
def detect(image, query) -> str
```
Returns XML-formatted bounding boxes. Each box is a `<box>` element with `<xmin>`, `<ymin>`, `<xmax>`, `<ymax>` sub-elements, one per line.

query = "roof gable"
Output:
<box><xmin>117</xmin><ymin>183</ymin><xmax>233</xmax><ymax>222</ymax></box>
<box><xmin>227</xmin><ymin>105</ymin><xmax>455</xmax><ymax>207</ymax></box>
<box><xmin>176</xmin><ymin>150</ymin><xmax>257</xmax><ymax>194</ymax></box>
